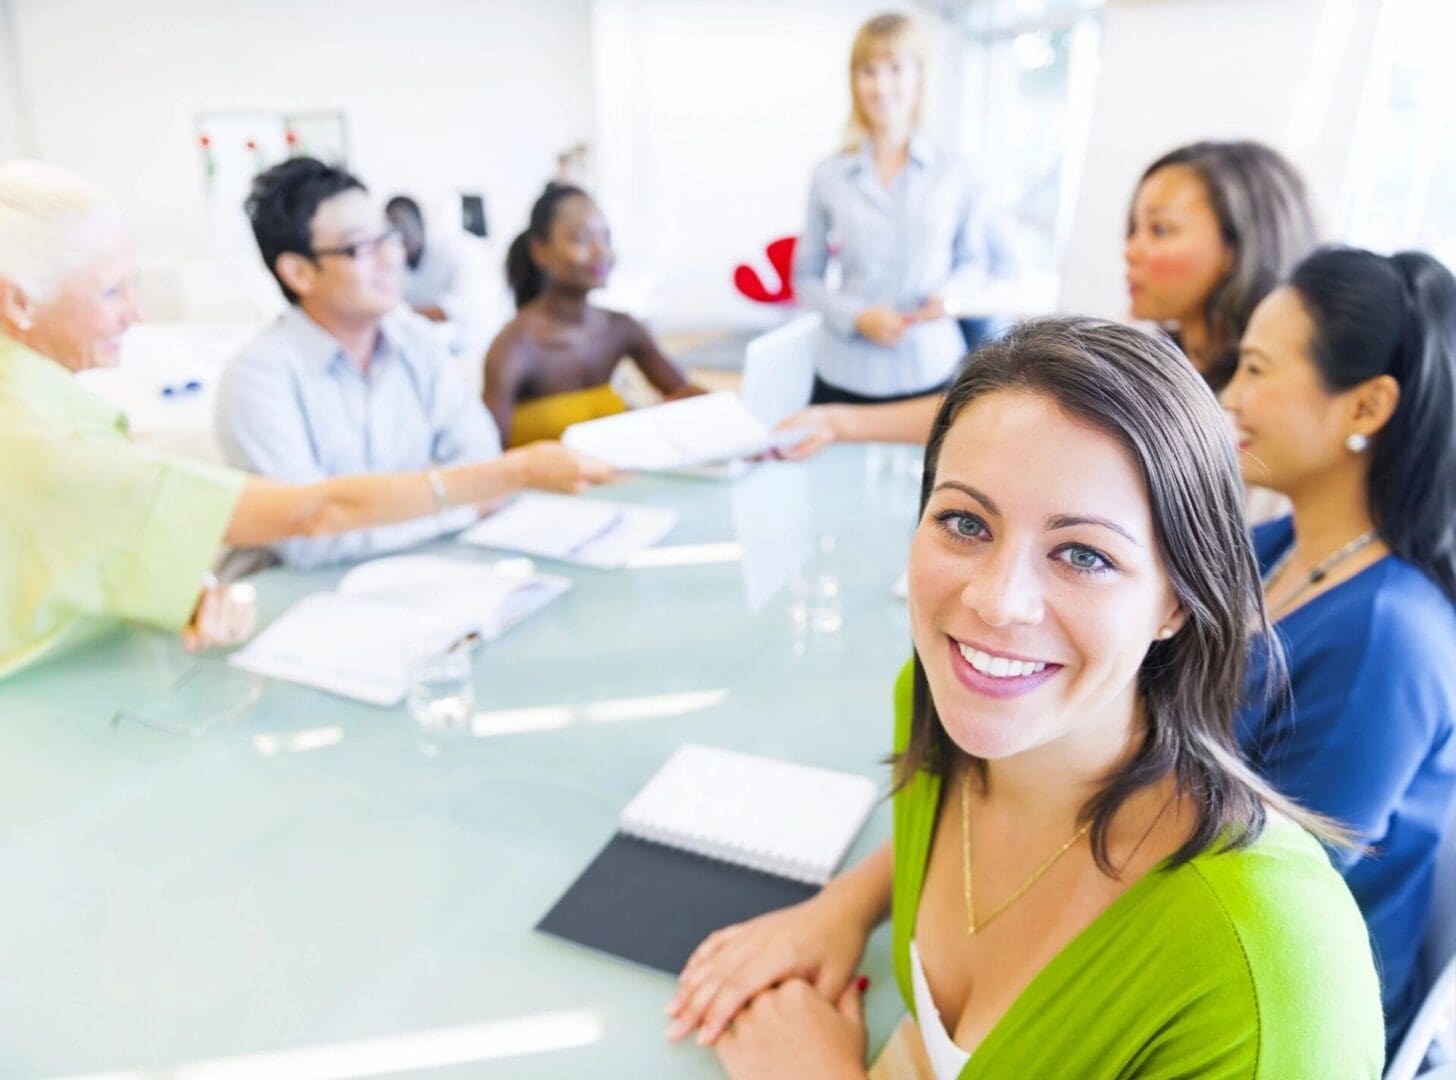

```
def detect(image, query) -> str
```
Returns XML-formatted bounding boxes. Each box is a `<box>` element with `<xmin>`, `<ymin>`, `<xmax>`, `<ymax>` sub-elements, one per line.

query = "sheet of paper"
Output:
<box><xmin>562</xmin><ymin>392</ymin><xmax>807</xmax><ymax>470</ymax></box>
<box><xmin>229</xmin><ymin>594</ymin><xmax>465</xmax><ymax>706</ymax></box>
<box><xmin>458</xmin><ymin>493</ymin><xmax>678</xmax><ymax>568</ymax></box>
<box><xmin>336</xmin><ymin>554</ymin><xmax>570</xmax><ymax>639</ymax></box>
<box><xmin>457</xmin><ymin>493</ymin><xmax>623</xmax><ymax>561</ymax></box>
<box><xmin>571</xmin><ymin>505</ymin><xmax>679</xmax><ymax>569</ymax></box>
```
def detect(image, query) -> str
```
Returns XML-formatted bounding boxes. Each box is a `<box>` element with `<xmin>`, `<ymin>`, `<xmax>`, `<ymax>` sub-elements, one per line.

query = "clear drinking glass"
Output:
<box><xmin>787</xmin><ymin>533</ymin><xmax>843</xmax><ymax>634</ymax></box>
<box><xmin>405</xmin><ymin>645</ymin><xmax>475</xmax><ymax>730</ymax></box>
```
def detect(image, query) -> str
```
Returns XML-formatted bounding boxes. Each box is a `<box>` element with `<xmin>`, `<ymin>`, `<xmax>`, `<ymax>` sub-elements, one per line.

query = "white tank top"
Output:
<box><xmin>910</xmin><ymin>939</ymin><xmax>973</xmax><ymax>1080</ymax></box>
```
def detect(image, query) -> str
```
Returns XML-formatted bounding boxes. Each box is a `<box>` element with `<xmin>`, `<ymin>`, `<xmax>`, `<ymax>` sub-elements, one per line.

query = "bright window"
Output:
<box><xmin>1342</xmin><ymin>0</ymin><xmax>1456</xmax><ymax>267</ymax></box>
<box><xmin>951</xmin><ymin>0</ymin><xmax>1104</xmax><ymax>277</ymax></box>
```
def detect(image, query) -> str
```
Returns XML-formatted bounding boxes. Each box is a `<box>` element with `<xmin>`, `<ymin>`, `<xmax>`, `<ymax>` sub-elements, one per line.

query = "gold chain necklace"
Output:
<box><xmin>960</xmin><ymin>771</ymin><xmax>1092</xmax><ymax>936</ymax></box>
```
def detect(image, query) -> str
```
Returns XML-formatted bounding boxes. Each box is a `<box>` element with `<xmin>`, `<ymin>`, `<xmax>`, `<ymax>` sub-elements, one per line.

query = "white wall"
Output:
<box><xmin>590</xmin><ymin>0</ymin><xmax>962</xmax><ymax>332</ymax></box>
<box><xmin>4</xmin><ymin>0</ymin><xmax>1391</xmax><ymax>330</ymax></box>
<box><xmin>0</xmin><ymin>0</ymin><xmax>32</xmax><ymax>161</ymax></box>
<box><xmin>1058</xmin><ymin>0</ymin><xmax>1384</xmax><ymax>318</ymax></box>
<box><xmin>6</xmin><ymin>0</ymin><xmax>595</xmax><ymax>319</ymax></box>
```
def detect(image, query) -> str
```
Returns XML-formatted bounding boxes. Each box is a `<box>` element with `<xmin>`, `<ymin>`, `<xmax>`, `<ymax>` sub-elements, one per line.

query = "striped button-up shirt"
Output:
<box><xmin>793</xmin><ymin>135</ymin><xmax>1007</xmax><ymax>398</ymax></box>
<box><xmin>216</xmin><ymin>306</ymin><xmax>500</xmax><ymax>568</ymax></box>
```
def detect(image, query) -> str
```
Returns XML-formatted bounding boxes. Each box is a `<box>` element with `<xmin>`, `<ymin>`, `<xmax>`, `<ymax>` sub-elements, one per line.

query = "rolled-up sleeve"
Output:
<box><xmin>1</xmin><ymin>411</ymin><xmax>243</xmax><ymax>648</ymax></box>
<box><xmin>215</xmin><ymin>331</ymin><xmax>493</xmax><ymax>570</ymax></box>
<box><xmin>430</xmin><ymin>350</ymin><xmax>502</xmax><ymax>465</ymax></box>
<box><xmin>930</xmin><ymin>172</ymin><xmax>1017</xmax><ymax>301</ymax></box>
<box><xmin>792</xmin><ymin>164</ymin><xmax>868</xmax><ymax>339</ymax></box>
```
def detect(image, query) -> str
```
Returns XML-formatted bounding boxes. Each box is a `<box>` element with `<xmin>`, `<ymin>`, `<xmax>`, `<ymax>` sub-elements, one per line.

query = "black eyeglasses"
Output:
<box><xmin>308</xmin><ymin>227</ymin><xmax>403</xmax><ymax>262</ymax></box>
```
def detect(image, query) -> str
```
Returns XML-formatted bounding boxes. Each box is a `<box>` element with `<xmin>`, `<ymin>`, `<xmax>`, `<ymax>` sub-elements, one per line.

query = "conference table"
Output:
<box><xmin>0</xmin><ymin>445</ymin><xmax>926</xmax><ymax>1079</ymax></box>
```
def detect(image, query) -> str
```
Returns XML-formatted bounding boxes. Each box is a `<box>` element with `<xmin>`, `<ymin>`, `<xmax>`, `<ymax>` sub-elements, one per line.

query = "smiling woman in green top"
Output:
<box><xmin>0</xmin><ymin>160</ymin><xmax>614</xmax><ymax>677</ymax></box>
<box><xmin>667</xmin><ymin>318</ymin><xmax>1384</xmax><ymax>1078</ymax></box>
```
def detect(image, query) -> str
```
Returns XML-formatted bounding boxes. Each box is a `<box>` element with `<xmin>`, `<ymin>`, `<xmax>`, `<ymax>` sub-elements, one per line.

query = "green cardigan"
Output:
<box><xmin>888</xmin><ymin>663</ymin><xmax>1385</xmax><ymax>1078</ymax></box>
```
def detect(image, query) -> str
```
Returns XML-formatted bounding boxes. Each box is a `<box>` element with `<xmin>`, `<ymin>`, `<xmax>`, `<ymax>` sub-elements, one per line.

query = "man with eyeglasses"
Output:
<box><xmin>218</xmin><ymin>157</ymin><xmax>589</xmax><ymax>568</ymax></box>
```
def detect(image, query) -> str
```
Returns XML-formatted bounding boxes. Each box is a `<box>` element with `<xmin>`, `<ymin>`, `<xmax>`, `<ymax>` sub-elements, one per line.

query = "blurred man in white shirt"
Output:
<box><xmin>386</xmin><ymin>194</ymin><xmax>471</xmax><ymax>324</ymax></box>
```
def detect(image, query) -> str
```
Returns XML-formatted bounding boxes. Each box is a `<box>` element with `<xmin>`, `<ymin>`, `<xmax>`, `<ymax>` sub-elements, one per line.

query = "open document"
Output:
<box><xmin>229</xmin><ymin>555</ymin><xmax>569</xmax><ymax>705</ymax></box>
<box><xmin>561</xmin><ymin>391</ymin><xmax>812</xmax><ymax>472</ymax></box>
<box><xmin>457</xmin><ymin>492</ymin><xmax>678</xmax><ymax>568</ymax></box>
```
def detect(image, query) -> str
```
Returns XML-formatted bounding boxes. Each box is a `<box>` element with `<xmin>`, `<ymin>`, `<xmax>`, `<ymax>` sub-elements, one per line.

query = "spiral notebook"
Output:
<box><xmin>537</xmin><ymin>744</ymin><xmax>878</xmax><ymax>974</ymax></box>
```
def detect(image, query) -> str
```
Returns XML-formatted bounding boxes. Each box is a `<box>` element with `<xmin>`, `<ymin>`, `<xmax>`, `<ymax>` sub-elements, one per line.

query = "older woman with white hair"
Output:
<box><xmin>0</xmin><ymin>159</ymin><xmax>613</xmax><ymax>677</ymax></box>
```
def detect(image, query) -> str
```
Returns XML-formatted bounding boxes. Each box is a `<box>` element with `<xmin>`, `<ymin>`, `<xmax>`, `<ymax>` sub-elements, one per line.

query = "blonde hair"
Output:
<box><xmin>844</xmin><ymin>13</ymin><xmax>925</xmax><ymax>152</ymax></box>
<box><xmin>0</xmin><ymin>159</ymin><xmax>120</xmax><ymax>304</ymax></box>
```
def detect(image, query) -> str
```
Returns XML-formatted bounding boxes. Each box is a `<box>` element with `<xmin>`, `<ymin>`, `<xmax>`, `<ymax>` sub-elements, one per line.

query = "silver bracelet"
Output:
<box><xmin>426</xmin><ymin>467</ymin><xmax>451</xmax><ymax>512</ymax></box>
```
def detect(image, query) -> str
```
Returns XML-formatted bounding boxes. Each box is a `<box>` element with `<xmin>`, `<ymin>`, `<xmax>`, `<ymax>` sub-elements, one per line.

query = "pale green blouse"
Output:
<box><xmin>0</xmin><ymin>337</ymin><xmax>242</xmax><ymax>677</ymax></box>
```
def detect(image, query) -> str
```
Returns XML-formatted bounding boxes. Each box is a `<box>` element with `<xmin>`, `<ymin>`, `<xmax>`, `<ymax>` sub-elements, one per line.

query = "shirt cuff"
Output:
<box><xmin>803</xmin><ymin>290</ymin><xmax>868</xmax><ymax>339</ymax></box>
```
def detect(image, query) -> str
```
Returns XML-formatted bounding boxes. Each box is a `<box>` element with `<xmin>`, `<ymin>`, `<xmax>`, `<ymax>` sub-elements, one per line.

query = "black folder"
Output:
<box><xmin>536</xmin><ymin>832</ymin><xmax>819</xmax><ymax>975</ymax></box>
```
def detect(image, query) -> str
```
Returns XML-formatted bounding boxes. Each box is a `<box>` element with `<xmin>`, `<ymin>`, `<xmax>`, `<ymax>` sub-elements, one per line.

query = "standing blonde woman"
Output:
<box><xmin>794</xmin><ymin>13</ymin><xmax>1007</xmax><ymax>405</ymax></box>
<box><xmin>780</xmin><ymin>139</ymin><xmax>1317</xmax><ymax>455</ymax></box>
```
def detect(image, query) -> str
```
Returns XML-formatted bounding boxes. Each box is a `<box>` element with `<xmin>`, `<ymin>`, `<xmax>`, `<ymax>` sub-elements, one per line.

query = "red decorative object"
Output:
<box><xmin>285</xmin><ymin>129</ymin><xmax>298</xmax><ymax>147</ymax></box>
<box><xmin>198</xmin><ymin>134</ymin><xmax>211</xmax><ymax>148</ymax></box>
<box><xmin>245</xmin><ymin>138</ymin><xmax>257</xmax><ymax>151</ymax></box>
<box><xmin>733</xmin><ymin>235</ymin><xmax>798</xmax><ymax>304</ymax></box>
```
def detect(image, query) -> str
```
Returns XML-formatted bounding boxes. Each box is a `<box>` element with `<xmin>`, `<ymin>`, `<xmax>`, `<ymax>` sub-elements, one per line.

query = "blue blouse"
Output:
<box><xmin>1238</xmin><ymin>517</ymin><xmax>1456</xmax><ymax>1051</ymax></box>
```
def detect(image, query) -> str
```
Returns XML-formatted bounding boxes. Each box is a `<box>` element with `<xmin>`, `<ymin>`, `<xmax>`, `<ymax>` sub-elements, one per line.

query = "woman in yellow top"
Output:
<box><xmin>0</xmin><ymin>160</ymin><xmax>613</xmax><ymax>676</ymax></box>
<box><xmin>666</xmin><ymin>319</ymin><xmax>1383</xmax><ymax>1077</ymax></box>
<box><xmin>483</xmin><ymin>183</ymin><xmax>704</xmax><ymax>446</ymax></box>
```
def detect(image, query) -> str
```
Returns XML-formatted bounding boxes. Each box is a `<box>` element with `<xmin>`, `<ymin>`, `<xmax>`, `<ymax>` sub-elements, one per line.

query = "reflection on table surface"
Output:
<box><xmin>0</xmin><ymin>445</ymin><xmax>925</xmax><ymax>1079</ymax></box>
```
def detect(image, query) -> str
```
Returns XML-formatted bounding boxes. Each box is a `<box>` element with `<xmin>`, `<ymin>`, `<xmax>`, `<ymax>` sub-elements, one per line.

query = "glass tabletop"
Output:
<box><xmin>0</xmin><ymin>445</ymin><xmax>925</xmax><ymax>1078</ymax></box>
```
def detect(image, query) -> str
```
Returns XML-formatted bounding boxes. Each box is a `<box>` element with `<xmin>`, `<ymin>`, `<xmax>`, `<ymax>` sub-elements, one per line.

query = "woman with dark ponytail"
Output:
<box><xmin>1224</xmin><ymin>246</ymin><xmax>1456</xmax><ymax>1054</ymax></box>
<box><xmin>485</xmin><ymin>183</ymin><xmax>702</xmax><ymax>446</ymax></box>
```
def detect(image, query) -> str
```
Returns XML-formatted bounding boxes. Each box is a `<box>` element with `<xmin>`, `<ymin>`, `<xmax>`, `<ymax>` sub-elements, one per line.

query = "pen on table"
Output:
<box><xmin>161</xmin><ymin>379</ymin><xmax>203</xmax><ymax>398</ymax></box>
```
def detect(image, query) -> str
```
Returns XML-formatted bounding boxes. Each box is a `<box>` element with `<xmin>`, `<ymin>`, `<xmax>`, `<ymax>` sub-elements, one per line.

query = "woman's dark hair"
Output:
<box><xmin>505</xmin><ymin>182</ymin><xmax>589</xmax><ymax>309</ymax></box>
<box><xmin>1288</xmin><ymin>246</ymin><xmax>1456</xmax><ymax>601</ymax></box>
<box><xmin>1135</xmin><ymin>141</ymin><xmax>1317</xmax><ymax>390</ymax></box>
<box><xmin>894</xmin><ymin>317</ymin><xmax>1346</xmax><ymax>873</ymax></box>
<box><xmin>244</xmin><ymin>157</ymin><xmax>365</xmax><ymax>305</ymax></box>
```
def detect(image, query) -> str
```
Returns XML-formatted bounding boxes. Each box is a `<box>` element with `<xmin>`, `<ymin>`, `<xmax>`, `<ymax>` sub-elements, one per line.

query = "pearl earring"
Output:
<box><xmin>1156</xmin><ymin>626</ymin><xmax>1176</xmax><ymax>640</ymax></box>
<box><xmin>1345</xmin><ymin>433</ymin><xmax>1369</xmax><ymax>454</ymax></box>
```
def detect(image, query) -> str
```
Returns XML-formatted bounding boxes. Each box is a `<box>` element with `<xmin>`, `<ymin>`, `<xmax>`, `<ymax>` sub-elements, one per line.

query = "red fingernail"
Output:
<box><xmin>856</xmin><ymin>975</ymin><xmax>869</xmax><ymax>993</ymax></box>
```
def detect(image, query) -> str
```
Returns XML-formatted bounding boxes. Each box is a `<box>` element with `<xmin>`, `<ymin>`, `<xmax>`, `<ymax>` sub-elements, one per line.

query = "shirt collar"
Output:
<box><xmin>0</xmin><ymin>334</ymin><xmax>129</xmax><ymax>435</ymax></box>
<box><xmin>848</xmin><ymin>131</ymin><xmax>935</xmax><ymax>173</ymax></box>
<box><xmin>281</xmin><ymin>305</ymin><xmax>398</xmax><ymax>376</ymax></box>
<box><xmin>907</xmin><ymin>132</ymin><xmax>935</xmax><ymax>169</ymax></box>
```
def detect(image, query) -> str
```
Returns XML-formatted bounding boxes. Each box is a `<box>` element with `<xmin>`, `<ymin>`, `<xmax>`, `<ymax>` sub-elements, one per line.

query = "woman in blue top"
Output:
<box><xmin>1223</xmin><ymin>246</ymin><xmax>1456</xmax><ymax>1052</ymax></box>
<box><xmin>792</xmin><ymin>13</ymin><xmax>1008</xmax><ymax>405</ymax></box>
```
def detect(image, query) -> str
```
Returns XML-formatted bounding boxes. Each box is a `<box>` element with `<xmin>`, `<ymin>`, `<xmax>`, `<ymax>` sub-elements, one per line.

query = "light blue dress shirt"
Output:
<box><xmin>792</xmin><ymin>135</ymin><xmax>1007</xmax><ymax>398</ymax></box>
<box><xmin>216</xmin><ymin>306</ymin><xmax>501</xmax><ymax>569</ymax></box>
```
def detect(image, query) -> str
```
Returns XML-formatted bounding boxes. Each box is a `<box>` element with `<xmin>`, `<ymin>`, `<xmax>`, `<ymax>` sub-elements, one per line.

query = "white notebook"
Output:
<box><xmin>619</xmin><ymin>744</ymin><xmax>879</xmax><ymax>885</ymax></box>
<box><xmin>457</xmin><ymin>492</ymin><xmax>678</xmax><ymax>568</ymax></box>
<box><xmin>229</xmin><ymin>554</ymin><xmax>570</xmax><ymax>705</ymax></box>
<box><xmin>561</xmin><ymin>391</ymin><xmax>812</xmax><ymax>472</ymax></box>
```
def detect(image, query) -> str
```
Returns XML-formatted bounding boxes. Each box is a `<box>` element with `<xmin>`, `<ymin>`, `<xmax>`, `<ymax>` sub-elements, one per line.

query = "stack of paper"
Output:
<box><xmin>561</xmin><ymin>391</ymin><xmax>811</xmax><ymax>472</ymax></box>
<box><xmin>458</xmin><ymin>492</ymin><xmax>678</xmax><ymax>568</ymax></box>
<box><xmin>229</xmin><ymin>555</ymin><xmax>570</xmax><ymax>705</ymax></box>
